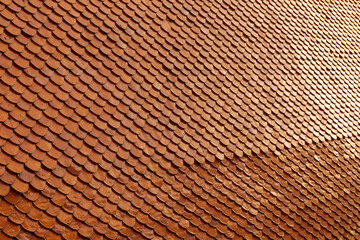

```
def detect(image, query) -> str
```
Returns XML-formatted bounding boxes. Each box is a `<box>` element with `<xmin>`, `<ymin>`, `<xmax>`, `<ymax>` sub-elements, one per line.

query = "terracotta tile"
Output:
<box><xmin>2</xmin><ymin>220</ymin><xmax>20</xmax><ymax>237</ymax></box>
<box><xmin>2</xmin><ymin>140</ymin><xmax>19</xmax><ymax>156</ymax></box>
<box><xmin>11</xmin><ymin>176</ymin><xmax>29</xmax><ymax>192</ymax></box>
<box><xmin>21</xmin><ymin>214</ymin><xmax>39</xmax><ymax>233</ymax></box>
<box><xmin>29</xmin><ymin>175</ymin><xmax>46</xmax><ymax>191</ymax></box>
<box><xmin>38</xmin><ymin>212</ymin><xmax>55</xmax><ymax>229</ymax></box>
<box><xmin>0</xmin><ymin>0</ymin><xmax>359</xmax><ymax>238</ymax></box>
<box><xmin>0</xmin><ymin>214</ymin><xmax>9</xmax><ymax>233</ymax></box>
<box><xmin>0</xmin><ymin>123</ymin><xmax>14</xmax><ymax>140</ymax></box>
<box><xmin>0</xmin><ymin>197</ymin><xmax>15</xmax><ymax>217</ymax></box>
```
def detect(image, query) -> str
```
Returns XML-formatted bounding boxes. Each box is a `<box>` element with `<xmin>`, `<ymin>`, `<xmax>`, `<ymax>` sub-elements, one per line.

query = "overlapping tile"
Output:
<box><xmin>1</xmin><ymin>0</ymin><xmax>360</xmax><ymax>239</ymax></box>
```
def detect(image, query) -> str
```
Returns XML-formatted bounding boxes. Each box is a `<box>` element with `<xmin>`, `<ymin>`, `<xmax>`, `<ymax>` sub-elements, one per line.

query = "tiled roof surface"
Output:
<box><xmin>1</xmin><ymin>0</ymin><xmax>360</xmax><ymax>239</ymax></box>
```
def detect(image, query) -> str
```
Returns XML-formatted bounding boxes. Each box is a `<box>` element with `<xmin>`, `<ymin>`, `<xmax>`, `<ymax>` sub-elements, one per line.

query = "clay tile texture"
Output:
<box><xmin>1</xmin><ymin>0</ymin><xmax>360</xmax><ymax>239</ymax></box>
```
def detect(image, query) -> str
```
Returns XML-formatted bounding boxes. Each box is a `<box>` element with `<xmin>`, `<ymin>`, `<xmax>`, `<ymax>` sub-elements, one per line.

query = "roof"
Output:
<box><xmin>1</xmin><ymin>0</ymin><xmax>360</xmax><ymax>239</ymax></box>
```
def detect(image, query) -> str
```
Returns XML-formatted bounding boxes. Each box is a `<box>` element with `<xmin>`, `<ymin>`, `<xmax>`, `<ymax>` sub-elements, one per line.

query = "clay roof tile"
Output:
<box><xmin>1</xmin><ymin>0</ymin><xmax>360</xmax><ymax>238</ymax></box>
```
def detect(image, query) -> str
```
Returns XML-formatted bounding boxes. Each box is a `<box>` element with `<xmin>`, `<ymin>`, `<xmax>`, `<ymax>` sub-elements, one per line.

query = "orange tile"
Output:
<box><xmin>0</xmin><ymin>0</ymin><xmax>359</xmax><ymax>238</ymax></box>
<box><xmin>2</xmin><ymin>141</ymin><xmax>19</xmax><ymax>156</ymax></box>
<box><xmin>39</xmin><ymin>213</ymin><xmax>55</xmax><ymax>229</ymax></box>
<box><xmin>2</xmin><ymin>220</ymin><xmax>20</xmax><ymax>237</ymax></box>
